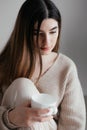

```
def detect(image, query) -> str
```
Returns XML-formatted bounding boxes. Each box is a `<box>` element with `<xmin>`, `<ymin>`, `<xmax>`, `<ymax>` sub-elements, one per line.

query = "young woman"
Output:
<box><xmin>0</xmin><ymin>0</ymin><xmax>86</xmax><ymax>130</ymax></box>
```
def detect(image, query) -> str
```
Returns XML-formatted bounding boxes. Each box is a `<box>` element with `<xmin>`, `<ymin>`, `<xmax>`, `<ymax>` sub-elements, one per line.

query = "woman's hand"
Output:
<box><xmin>8</xmin><ymin>101</ymin><xmax>53</xmax><ymax>128</ymax></box>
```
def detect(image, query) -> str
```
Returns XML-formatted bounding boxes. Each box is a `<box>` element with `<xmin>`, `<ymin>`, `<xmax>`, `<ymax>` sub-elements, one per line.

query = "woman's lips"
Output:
<box><xmin>40</xmin><ymin>47</ymin><xmax>51</xmax><ymax>51</ymax></box>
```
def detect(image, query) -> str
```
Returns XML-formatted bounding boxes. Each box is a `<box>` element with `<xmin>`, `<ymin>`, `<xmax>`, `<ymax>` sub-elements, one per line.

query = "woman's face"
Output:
<box><xmin>34</xmin><ymin>18</ymin><xmax>59</xmax><ymax>55</ymax></box>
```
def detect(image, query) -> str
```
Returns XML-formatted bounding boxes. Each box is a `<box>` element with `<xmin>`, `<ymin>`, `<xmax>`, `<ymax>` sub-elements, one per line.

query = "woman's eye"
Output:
<box><xmin>33</xmin><ymin>31</ymin><xmax>44</xmax><ymax>36</ymax></box>
<box><xmin>33</xmin><ymin>31</ymin><xmax>37</xmax><ymax>35</ymax></box>
<box><xmin>50</xmin><ymin>31</ymin><xmax>56</xmax><ymax>34</ymax></box>
<box><xmin>39</xmin><ymin>33</ymin><xmax>44</xmax><ymax>36</ymax></box>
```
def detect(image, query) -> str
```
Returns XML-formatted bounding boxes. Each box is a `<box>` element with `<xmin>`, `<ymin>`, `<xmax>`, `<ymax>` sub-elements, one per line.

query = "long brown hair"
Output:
<box><xmin>0</xmin><ymin>0</ymin><xmax>61</xmax><ymax>93</ymax></box>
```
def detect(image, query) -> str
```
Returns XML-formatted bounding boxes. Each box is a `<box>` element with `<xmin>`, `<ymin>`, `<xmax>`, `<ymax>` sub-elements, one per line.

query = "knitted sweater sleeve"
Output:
<box><xmin>0</xmin><ymin>94</ymin><xmax>17</xmax><ymax>130</ymax></box>
<box><xmin>57</xmin><ymin>63</ymin><xmax>86</xmax><ymax>130</ymax></box>
<box><xmin>0</xmin><ymin>106</ymin><xmax>10</xmax><ymax>130</ymax></box>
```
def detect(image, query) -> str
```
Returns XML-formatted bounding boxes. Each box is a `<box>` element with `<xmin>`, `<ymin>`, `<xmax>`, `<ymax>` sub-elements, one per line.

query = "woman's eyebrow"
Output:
<box><xmin>34</xmin><ymin>29</ymin><xmax>44</xmax><ymax>33</ymax></box>
<box><xmin>49</xmin><ymin>26</ymin><xmax>58</xmax><ymax>31</ymax></box>
<box><xmin>34</xmin><ymin>29</ymin><xmax>38</xmax><ymax>32</ymax></box>
<box><xmin>41</xmin><ymin>26</ymin><xmax>58</xmax><ymax>32</ymax></box>
<box><xmin>34</xmin><ymin>26</ymin><xmax>58</xmax><ymax>32</ymax></box>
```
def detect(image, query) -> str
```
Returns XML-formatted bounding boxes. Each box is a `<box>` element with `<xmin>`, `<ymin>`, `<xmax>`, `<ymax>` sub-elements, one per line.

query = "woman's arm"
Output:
<box><xmin>0</xmin><ymin>78</ymin><xmax>54</xmax><ymax>129</ymax></box>
<box><xmin>0</xmin><ymin>92</ymin><xmax>10</xmax><ymax>130</ymax></box>
<box><xmin>0</xmin><ymin>106</ymin><xmax>11</xmax><ymax>130</ymax></box>
<box><xmin>57</xmin><ymin>64</ymin><xmax>86</xmax><ymax>130</ymax></box>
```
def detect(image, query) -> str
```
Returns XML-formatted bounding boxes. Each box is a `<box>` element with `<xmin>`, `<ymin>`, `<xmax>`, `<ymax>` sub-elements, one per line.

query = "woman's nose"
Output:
<box><xmin>43</xmin><ymin>34</ymin><xmax>50</xmax><ymax>46</ymax></box>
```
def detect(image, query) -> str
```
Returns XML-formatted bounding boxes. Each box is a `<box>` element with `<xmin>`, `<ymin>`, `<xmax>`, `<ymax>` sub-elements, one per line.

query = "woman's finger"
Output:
<box><xmin>32</xmin><ymin>115</ymin><xmax>53</xmax><ymax>122</ymax></box>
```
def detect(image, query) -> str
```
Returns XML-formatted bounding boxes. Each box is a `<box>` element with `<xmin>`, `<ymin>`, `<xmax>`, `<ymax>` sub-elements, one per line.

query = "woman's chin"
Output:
<box><xmin>40</xmin><ymin>48</ymin><xmax>52</xmax><ymax>55</ymax></box>
<box><xmin>41</xmin><ymin>50</ymin><xmax>51</xmax><ymax>55</ymax></box>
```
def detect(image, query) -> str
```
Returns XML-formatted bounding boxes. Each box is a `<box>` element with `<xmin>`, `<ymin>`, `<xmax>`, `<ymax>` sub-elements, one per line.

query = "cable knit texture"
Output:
<box><xmin>0</xmin><ymin>53</ymin><xmax>86</xmax><ymax>130</ymax></box>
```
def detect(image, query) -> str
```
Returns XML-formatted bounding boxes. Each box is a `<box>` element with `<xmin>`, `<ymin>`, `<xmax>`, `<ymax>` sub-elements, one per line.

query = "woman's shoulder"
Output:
<box><xmin>58</xmin><ymin>53</ymin><xmax>77</xmax><ymax>71</ymax></box>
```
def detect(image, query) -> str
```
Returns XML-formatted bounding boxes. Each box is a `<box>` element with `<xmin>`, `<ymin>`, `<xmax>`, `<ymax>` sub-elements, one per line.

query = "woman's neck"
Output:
<box><xmin>31</xmin><ymin>52</ymin><xmax>58</xmax><ymax>83</ymax></box>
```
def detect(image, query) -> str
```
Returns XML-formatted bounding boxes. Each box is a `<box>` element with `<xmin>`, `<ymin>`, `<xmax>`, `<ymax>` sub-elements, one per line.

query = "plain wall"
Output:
<box><xmin>0</xmin><ymin>0</ymin><xmax>87</xmax><ymax>95</ymax></box>
<box><xmin>54</xmin><ymin>0</ymin><xmax>87</xmax><ymax>96</ymax></box>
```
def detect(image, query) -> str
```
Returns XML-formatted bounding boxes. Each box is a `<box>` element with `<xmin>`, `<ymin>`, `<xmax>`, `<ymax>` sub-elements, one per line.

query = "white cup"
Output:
<box><xmin>31</xmin><ymin>93</ymin><xmax>58</xmax><ymax>116</ymax></box>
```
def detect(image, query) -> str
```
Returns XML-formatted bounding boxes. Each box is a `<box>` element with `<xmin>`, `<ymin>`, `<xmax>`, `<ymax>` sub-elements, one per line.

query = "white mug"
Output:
<box><xmin>31</xmin><ymin>93</ymin><xmax>58</xmax><ymax>116</ymax></box>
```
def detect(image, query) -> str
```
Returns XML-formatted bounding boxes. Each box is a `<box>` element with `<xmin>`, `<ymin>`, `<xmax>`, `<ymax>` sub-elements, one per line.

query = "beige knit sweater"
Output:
<box><xmin>0</xmin><ymin>53</ymin><xmax>86</xmax><ymax>130</ymax></box>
